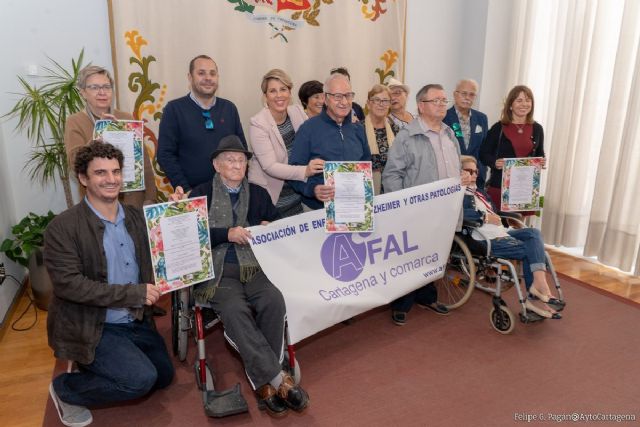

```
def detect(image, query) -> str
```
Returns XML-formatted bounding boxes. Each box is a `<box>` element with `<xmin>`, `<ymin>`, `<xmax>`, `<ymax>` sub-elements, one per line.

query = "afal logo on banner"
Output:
<box><xmin>320</xmin><ymin>231</ymin><xmax>420</xmax><ymax>282</ymax></box>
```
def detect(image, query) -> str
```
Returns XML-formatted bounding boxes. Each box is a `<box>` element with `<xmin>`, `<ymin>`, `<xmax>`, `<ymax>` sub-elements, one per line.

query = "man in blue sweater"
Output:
<box><xmin>288</xmin><ymin>73</ymin><xmax>371</xmax><ymax>210</ymax></box>
<box><xmin>158</xmin><ymin>55</ymin><xmax>246</xmax><ymax>192</ymax></box>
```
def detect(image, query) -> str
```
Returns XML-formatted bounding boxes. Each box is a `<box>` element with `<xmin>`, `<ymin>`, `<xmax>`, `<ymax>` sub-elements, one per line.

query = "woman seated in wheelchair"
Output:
<box><xmin>460</xmin><ymin>155</ymin><xmax>565</xmax><ymax>319</ymax></box>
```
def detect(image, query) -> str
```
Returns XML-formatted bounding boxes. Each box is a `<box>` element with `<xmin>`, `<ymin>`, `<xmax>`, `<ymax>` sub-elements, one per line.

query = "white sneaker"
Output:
<box><xmin>49</xmin><ymin>383</ymin><xmax>93</xmax><ymax>427</ymax></box>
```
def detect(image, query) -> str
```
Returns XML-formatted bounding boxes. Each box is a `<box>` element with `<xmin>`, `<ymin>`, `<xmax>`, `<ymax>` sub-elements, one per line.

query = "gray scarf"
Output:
<box><xmin>193</xmin><ymin>174</ymin><xmax>261</xmax><ymax>302</ymax></box>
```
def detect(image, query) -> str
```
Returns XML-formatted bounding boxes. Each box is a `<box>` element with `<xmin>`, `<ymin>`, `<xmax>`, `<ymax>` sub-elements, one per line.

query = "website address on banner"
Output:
<box><xmin>422</xmin><ymin>265</ymin><xmax>444</xmax><ymax>279</ymax></box>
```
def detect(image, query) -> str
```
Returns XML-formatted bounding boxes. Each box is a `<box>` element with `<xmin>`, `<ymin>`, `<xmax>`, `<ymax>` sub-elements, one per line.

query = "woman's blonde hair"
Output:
<box><xmin>261</xmin><ymin>69</ymin><xmax>293</xmax><ymax>94</ymax></box>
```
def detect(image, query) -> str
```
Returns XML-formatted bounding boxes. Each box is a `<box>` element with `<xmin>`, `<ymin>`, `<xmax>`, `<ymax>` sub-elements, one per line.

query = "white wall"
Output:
<box><xmin>0</xmin><ymin>0</ymin><xmax>113</xmax><ymax>324</ymax></box>
<box><xmin>0</xmin><ymin>0</ymin><xmax>514</xmax><ymax>323</ymax></box>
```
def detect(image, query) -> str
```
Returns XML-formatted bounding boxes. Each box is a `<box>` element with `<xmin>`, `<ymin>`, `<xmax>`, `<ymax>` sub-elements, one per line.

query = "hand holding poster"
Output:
<box><xmin>501</xmin><ymin>157</ymin><xmax>543</xmax><ymax>212</ymax></box>
<box><xmin>324</xmin><ymin>161</ymin><xmax>374</xmax><ymax>233</ymax></box>
<box><xmin>143</xmin><ymin>196</ymin><xmax>214</xmax><ymax>294</ymax></box>
<box><xmin>249</xmin><ymin>177</ymin><xmax>463</xmax><ymax>343</ymax></box>
<box><xmin>93</xmin><ymin>120</ymin><xmax>145</xmax><ymax>191</ymax></box>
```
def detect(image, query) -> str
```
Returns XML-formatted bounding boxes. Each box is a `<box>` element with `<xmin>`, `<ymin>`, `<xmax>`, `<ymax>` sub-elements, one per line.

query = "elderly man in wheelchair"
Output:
<box><xmin>170</xmin><ymin>135</ymin><xmax>309</xmax><ymax>418</ymax></box>
<box><xmin>459</xmin><ymin>155</ymin><xmax>566</xmax><ymax>320</ymax></box>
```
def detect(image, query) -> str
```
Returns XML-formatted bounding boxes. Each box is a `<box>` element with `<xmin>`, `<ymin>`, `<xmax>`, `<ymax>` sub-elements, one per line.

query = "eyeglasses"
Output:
<box><xmin>369</xmin><ymin>97</ymin><xmax>391</xmax><ymax>106</ymax></box>
<box><xmin>325</xmin><ymin>92</ymin><xmax>355</xmax><ymax>102</ymax></box>
<box><xmin>420</xmin><ymin>98</ymin><xmax>450</xmax><ymax>106</ymax></box>
<box><xmin>202</xmin><ymin>110</ymin><xmax>214</xmax><ymax>130</ymax></box>
<box><xmin>85</xmin><ymin>84</ymin><xmax>113</xmax><ymax>92</ymax></box>
<box><xmin>462</xmin><ymin>168</ymin><xmax>478</xmax><ymax>176</ymax></box>
<box><xmin>221</xmin><ymin>157</ymin><xmax>247</xmax><ymax>166</ymax></box>
<box><xmin>455</xmin><ymin>91</ymin><xmax>477</xmax><ymax>98</ymax></box>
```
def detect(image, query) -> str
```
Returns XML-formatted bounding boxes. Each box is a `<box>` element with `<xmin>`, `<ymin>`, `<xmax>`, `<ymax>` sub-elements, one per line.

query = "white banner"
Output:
<box><xmin>248</xmin><ymin>178</ymin><xmax>464</xmax><ymax>343</ymax></box>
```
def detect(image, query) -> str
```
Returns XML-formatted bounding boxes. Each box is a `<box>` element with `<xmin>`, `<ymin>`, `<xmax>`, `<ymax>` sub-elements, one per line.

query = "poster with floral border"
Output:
<box><xmin>501</xmin><ymin>157</ymin><xmax>543</xmax><ymax>212</ymax></box>
<box><xmin>323</xmin><ymin>161</ymin><xmax>374</xmax><ymax>233</ymax></box>
<box><xmin>143</xmin><ymin>196</ymin><xmax>214</xmax><ymax>294</ymax></box>
<box><xmin>93</xmin><ymin>120</ymin><xmax>145</xmax><ymax>192</ymax></box>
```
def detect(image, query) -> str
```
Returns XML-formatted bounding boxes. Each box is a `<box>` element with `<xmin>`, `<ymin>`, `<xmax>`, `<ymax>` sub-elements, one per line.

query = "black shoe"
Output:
<box><xmin>277</xmin><ymin>374</ymin><xmax>309</xmax><ymax>412</ymax></box>
<box><xmin>417</xmin><ymin>302</ymin><xmax>450</xmax><ymax>315</ymax></box>
<box><xmin>257</xmin><ymin>384</ymin><xmax>288</xmax><ymax>418</ymax></box>
<box><xmin>391</xmin><ymin>310</ymin><xmax>407</xmax><ymax>326</ymax></box>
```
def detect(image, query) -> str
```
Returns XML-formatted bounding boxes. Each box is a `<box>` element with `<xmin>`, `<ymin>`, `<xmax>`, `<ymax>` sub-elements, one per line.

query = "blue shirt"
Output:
<box><xmin>86</xmin><ymin>198</ymin><xmax>140</xmax><ymax>324</ymax></box>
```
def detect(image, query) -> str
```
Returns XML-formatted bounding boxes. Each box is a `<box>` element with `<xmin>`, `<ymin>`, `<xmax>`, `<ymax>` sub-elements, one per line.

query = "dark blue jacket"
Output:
<box><xmin>288</xmin><ymin>108</ymin><xmax>371</xmax><ymax>209</ymax></box>
<box><xmin>443</xmin><ymin>107</ymin><xmax>489</xmax><ymax>187</ymax></box>
<box><xmin>158</xmin><ymin>95</ymin><xmax>246</xmax><ymax>192</ymax></box>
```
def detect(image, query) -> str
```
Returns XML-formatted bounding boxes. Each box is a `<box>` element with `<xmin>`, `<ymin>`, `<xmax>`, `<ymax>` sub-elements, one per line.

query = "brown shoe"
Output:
<box><xmin>277</xmin><ymin>373</ymin><xmax>309</xmax><ymax>412</ymax></box>
<box><xmin>256</xmin><ymin>384</ymin><xmax>288</xmax><ymax>418</ymax></box>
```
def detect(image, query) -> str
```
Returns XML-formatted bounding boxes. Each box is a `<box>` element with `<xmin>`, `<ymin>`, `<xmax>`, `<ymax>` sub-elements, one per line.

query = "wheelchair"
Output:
<box><xmin>434</xmin><ymin>216</ymin><xmax>565</xmax><ymax>334</ymax></box>
<box><xmin>171</xmin><ymin>286</ymin><xmax>301</xmax><ymax>417</ymax></box>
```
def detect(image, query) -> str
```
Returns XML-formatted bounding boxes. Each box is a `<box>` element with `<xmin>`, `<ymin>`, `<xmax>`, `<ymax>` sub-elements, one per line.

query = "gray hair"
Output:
<box><xmin>77</xmin><ymin>65</ymin><xmax>114</xmax><ymax>89</ymax></box>
<box><xmin>415</xmin><ymin>84</ymin><xmax>444</xmax><ymax>103</ymax></box>
<box><xmin>323</xmin><ymin>73</ymin><xmax>351</xmax><ymax>93</ymax></box>
<box><xmin>456</xmin><ymin>78</ymin><xmax>479</xmax><ymax>92</ymax></box>
<box><xmin>460</xmin><ymin>155</ymin><xmax>477</xmax><ymax>165</ymax></box>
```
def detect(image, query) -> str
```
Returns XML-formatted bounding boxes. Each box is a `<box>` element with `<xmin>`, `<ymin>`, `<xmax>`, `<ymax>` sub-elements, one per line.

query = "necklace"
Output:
<box><xmin>514</xmin><ymin>123</ymin><xmax>525</xmax><ymax>134</ymax></box>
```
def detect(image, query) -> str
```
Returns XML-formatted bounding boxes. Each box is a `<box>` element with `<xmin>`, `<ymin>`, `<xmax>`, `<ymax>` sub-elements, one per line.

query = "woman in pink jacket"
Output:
<box><xmin>248</xmin><ymin>69</ymin><xmax>324</xmax><ymax>217</ymax></box>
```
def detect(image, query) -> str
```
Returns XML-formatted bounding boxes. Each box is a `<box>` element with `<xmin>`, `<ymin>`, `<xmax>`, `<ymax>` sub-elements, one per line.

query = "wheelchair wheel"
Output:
<box><xmin>490</xmin><ymin>305</ymin><xmax>515</xmax><ymax>334</ymax></box>
<box><xmin>171</xmin><ymin>287</ymin><xmax>190</xmax><ymax>361</ymax></box>
<box><xmin>435</xmin><ymin>235</ymin><xmax>476</xmax><ymax>309</ymax></box>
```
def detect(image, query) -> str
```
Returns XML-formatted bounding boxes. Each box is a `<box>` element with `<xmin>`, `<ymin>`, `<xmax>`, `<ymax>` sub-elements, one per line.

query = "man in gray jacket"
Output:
<box><xmin>44</xmin><ymin>142</ymin><xmax>173</xmax><ymax>427</ymax></box>
<box><xmin>382</xmin><ymin>83</ymin><xmax>461</xmax><ymax>325</ymax></box>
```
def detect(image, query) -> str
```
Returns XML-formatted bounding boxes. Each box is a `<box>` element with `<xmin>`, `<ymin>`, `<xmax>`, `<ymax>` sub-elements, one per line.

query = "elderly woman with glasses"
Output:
<box><xmin>248</xmin><ymin>69</ymin><xmax>324</xmax><ymax>217</ymax></box>
<box><xmin>64</xmin><ymin>65</ymin><xmax>156</xmax><ymax>207</ymax></box>
<box><xmin>364</xmin><ymin>84</ymin><xmax>399</xmax><ymax>194</ymax></box>
<box><xmin>387</xmin><ymin>78</ymin><xmax>415</xmax><ymax>130</ymax></box>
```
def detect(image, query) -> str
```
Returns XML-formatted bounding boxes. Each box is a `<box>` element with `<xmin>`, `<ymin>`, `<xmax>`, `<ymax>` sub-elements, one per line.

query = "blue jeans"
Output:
<box><xmin>53</xmin><ymin>320</ymin><xmax>174</xmax><ymax>407</ymax></box>
<box><xmin>488</xmin><ymin>228</ymin><xmax>547</xmax><ymax>290</ymax></box>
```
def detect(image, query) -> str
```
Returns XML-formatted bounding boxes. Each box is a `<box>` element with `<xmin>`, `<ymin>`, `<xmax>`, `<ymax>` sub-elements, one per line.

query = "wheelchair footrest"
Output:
<box><xmin>520</xmin><ymin>311</ymin><xmax>545</xmax><ymax>323</ymax></box>
<box><xmin>204</xmin><ymin>383</ymin><xmax>249</xmax><ymax>418</ymax></box>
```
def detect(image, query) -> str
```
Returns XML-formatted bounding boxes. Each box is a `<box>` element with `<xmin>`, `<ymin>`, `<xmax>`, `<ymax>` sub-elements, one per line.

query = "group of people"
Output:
<box><xmin>46</xmin><ymin>54</ymin><xmax>564</xmax><ymax>426</ymax></box>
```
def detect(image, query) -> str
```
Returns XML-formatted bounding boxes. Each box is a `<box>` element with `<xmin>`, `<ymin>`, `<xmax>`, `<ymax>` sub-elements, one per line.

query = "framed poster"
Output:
<box><xmin>323</xmin><ymin>161</ymin><xmax>374</xmax><ymax>233</ymax></box>
<box><xmin>93</xmin><ymin>120</ymin><xmax>145</xmax><ymax>192</ymax></box>
<box><xmin>501</xmin><ymin>157</ymin><xmax>543</xmax><ymax>212</ymax></box>
<box><xmin>143</xmin><ymin>196</ymin><xmax>214</xmax><ymax>294</ymax></box>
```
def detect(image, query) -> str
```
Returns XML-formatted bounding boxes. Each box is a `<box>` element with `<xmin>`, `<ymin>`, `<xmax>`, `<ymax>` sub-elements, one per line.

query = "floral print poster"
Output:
<box><xmin>323</xmin><ymin>161</ymin><xmax>374</xmax><ymax>233</ymax></box>
<box><xmin>93</xmin><ymin>120</ymin><xmax>145</xmax><ymax>192</ymax></box>
<box><xmin>501</xmin><ymin>157</ymin><xmax>543</xmax><ymax>212</ymax></box>
<box><xmin>143</xmin><ymin>196</ymin><xmax>214</xmax><ymax>294</ymax></box>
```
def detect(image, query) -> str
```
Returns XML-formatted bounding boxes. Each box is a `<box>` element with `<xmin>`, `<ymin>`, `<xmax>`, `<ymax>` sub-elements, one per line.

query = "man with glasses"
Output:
<box><xmin>158</xmin><ymin>55</ymin><xmax>246</xmax><ymax>193</ymax></box>
<box><xmin>444</xmin><ymin>79</ymin><xmax>489</xmax><ymax>187</ymax></box>
<box><xmin>170</xmin><ymin>135</ymin><xmax>310</xmax><ymax>417</ymax></box>
<box><xmin>289</xmin><ymin>73</ymin><xmax>371</xmax><ymax>210</ymax></box>
<box><xmin>383</xmin><ymin>83</ymin><xmax>462</xmax><ymax>325</ymax></box>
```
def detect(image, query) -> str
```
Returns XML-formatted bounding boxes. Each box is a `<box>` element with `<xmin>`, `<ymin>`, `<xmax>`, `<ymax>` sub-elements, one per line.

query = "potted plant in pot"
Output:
<box><xmin>0</xmin><ymin>211</ymin><xmax>56</xmax><ymax>310</ymax></box>
<box><xmin>2</xmin><ymin>50</ymin><xmax>86</xmax><ymax>309</ymax></box>
<box><xmin>4</xmin><ymin>49</ymin><xmax>85</xmax><ymax>209</ymax></box>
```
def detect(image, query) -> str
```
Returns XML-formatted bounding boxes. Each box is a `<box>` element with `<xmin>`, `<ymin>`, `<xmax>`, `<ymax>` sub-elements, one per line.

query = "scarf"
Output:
<box><xmin>364</xmin><ymin>116</ymin><xmax>395</xmax><ymax>155</ymax></box>
<box><xmin>193</xmin><ymin>174</ymin><xmax>261</xmax><ymax>302</ymax></box>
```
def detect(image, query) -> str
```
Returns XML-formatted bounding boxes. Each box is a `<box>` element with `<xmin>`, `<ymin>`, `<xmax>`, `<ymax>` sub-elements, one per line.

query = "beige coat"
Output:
<box><xmin>247</xmin><ymin>104</ymin><xmax>308</xmax><ymax>204</ymax></box>
<box><xmin>64</xmin><ymin>109</ymin><xmax>157</xmax><ymax>207</ymax></box>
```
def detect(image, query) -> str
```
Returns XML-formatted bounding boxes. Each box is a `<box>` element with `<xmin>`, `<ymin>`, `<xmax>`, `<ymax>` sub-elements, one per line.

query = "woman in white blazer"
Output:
<box><xmin>248</xmin><ymin>69</ymin><xmax>324</xmax><ymax>217</ymax></box>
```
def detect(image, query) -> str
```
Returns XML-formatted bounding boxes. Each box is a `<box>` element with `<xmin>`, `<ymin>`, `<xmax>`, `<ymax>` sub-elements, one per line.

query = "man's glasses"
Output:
<box><xmin>202</xmin><ymin>110</ymin><xmax>214</xmax><ymax>130</ymax></box>
<box><xmin>420</xmin><ymin>98</ymin><xmax>451</xmax><ymax>106</ymax></box>
<box><xmin>455</xmin><ymin>90</ymin><xmax>477</xmax><ymax>98</ymax></box>
<box><xmin>462</xmin><ymin>168</ymin><xmax>478</xmax><ymax>176</ymax></box>
<box><xmin>369</xmin><ymin>97</ymin><xmax>391</xmax><ymax>106</ymax></box>
<box><xmin>85</xmin><ymin>84</ymin><xmax>113</xmax><ymax>92</ymax></box>
<box><xmin>325</xmin><ymin>92</ymin><xmax>355</xmax><ymax>102</ymax></box>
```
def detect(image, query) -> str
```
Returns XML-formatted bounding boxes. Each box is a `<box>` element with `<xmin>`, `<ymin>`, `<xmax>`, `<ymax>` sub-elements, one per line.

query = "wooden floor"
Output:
<box><xmin>0</xmin><ymin>249</ymin><xmax>638</xmax><ymax>427</ymax></box>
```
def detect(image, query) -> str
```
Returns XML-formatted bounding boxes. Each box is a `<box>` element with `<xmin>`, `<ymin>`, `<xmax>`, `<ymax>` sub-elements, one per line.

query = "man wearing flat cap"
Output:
<box><xmin>170</xmin><ymin>135</ymin><xmax>309</xmax><ymax>418</ymax></box>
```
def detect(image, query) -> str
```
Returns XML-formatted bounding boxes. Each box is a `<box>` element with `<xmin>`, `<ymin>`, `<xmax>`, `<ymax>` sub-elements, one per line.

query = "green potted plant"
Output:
<box><xmin>0</xmin><ymin>211</ymin><xmax>56</xmax><ymax>310</ymax></box>
<box><xmin>4</xmin><ymin>49</ymin><xmax>86</xmax><ymax>209</ymax></box>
